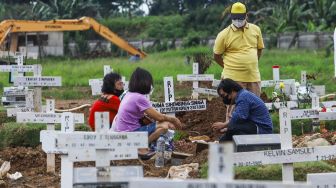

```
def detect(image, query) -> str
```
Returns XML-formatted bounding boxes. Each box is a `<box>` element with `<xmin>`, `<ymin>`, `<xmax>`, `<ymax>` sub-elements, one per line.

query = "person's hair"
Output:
<box><xmin>217</xmin><ymin>78</ymin><xmax>243</xmax><ymax>95</ymax></box>
<box><xmin>101</xmin><ymin>72</ymin><xmax>122</xmax><ymax>94</ymax></box>
<box><xmin>129</xmin><ymin>67</ymin><xmax>153</xmax><ymax>94</ymax></box>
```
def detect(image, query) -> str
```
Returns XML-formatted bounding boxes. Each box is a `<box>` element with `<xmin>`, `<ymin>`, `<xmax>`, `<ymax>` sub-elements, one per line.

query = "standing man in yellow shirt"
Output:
<box><xmin>213</xmin><ymin>2</ymin><xmax>264</xmax><ymax>97</ymax></box>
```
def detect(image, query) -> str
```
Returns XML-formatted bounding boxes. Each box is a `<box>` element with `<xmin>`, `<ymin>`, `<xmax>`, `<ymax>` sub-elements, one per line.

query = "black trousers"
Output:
<box><xmin>219</xmin><ymin>120</ymin><xmax>258</xmax><ymax>142</ymax></box>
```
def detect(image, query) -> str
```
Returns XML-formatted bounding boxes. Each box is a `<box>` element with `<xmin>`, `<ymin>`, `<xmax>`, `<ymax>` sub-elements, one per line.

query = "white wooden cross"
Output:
<box><xmin>129</xmin><ymin>143</ymin><xmax>312</xmax><ymax>188</ymax></box>
<box><xmin>41</xmin><ymin>112</ymin><xmax>147</xmax><ymax>188</ymax></box>
<box><xmin>334</xmin><ymin>27</ymin><xmax>336</xmax><ymax>78</ymax></box>
<box><xmin>232</xmin><ymin>106</ymin><xmax>336</xmax><ymax>183</ymax></box>
<box><xmin>16</xmin><ymin>108</ymin><xmax>84</xmax><ymax>173</ymax></box>
<box><xmin>177</xmin><ymin>63</ymin><xmax>214</xmax><ymax>99</ymax></box>
<box><xmin>307</xmin><ymin>172</ymin><xmax>336</xmax><ymax>188</ymax></box>
<box><xmin>164</xmin><ymin>76</ymin><xmax>176</xmax><ymax>116</ymax></box>
<box><xmin>89</xmin><ymin>65</ymin><xmax>112</xmax><ymax>96</ymax></box>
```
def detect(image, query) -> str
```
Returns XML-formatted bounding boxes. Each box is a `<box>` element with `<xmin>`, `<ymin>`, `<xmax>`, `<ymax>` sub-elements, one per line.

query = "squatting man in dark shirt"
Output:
<box><xmin>212</xmin><ymin>78</ymin><xmax>273</xmax><ymax>141</ymax></box>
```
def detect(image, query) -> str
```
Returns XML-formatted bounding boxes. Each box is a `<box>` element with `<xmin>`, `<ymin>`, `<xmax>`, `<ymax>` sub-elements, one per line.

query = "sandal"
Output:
<box><xmin>138</xmin><ymin>151</ymin><xmax>156</xmax><ymax>160</ymax></box>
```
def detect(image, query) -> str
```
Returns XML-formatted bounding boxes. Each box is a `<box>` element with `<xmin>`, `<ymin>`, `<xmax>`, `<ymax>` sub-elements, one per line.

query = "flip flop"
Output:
<box><xmin>138</xmin><ymin>151</ymin><xmax>156</xmax><ymax>160</ymax></box>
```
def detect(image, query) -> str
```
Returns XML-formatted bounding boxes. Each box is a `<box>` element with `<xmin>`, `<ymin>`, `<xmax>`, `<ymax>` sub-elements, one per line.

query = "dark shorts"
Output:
<box><xmin>135</xmin><ymin>122</ymin><xmax>156</xmax><ymax>135</ymax></box>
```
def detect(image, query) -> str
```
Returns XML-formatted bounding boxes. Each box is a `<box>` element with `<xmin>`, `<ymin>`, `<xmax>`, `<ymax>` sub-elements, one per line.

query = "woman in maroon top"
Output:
<box><xmin>88</xmin><ymin>72</ymin><xmax>124</xmax><ymax>131</ymax></box>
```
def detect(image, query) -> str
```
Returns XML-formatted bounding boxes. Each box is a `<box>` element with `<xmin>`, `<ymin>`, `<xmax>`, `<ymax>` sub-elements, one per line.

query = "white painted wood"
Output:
<box><xmin>212</xmin><ymin>79</ymin><xmax>221</xmax><ymax>87</ymax></box>
<box><xmin>67</xmin><ymin>148</ymin><xmax>139</xmax><ymax>162</ymax></box>
<box><xmin>321</xmin><ymin>101</ymin><xmax>336</xmax><ymax>108</ymax></box>
<box><xmin>193</xmin><ymin>88</ymin><xmax>218</xmax><ymax>96</ymax></box>
<box><xmin>319</xmin><ymin>112</ymin><xmax>336</xmax><ymax>120</ymax></box>
<box><xmin>17</xmin><ymin>112</ymin><xmax>84</xmax><ymax>124</ymax></box>
<box><xmin>208</xmin><ymin>143</ymin><xmax>234</xmax><ymax>181</ymax></box>
<box><xmin>192</xmin><ymin>63</ymin><xmax>199</xmax><ymax>99</ymax></box>
<box><xmin>290</xmin><ymin>109</ymin><xmax>319</xmax><ymax>119</ymax></box>
<box><xmin>129</xmin><ymin>178</ymin><xmax>313</xmax><ymax>188</ymax></box>
<box><xmin>25</xmin><ymin>90</ymin><xmax>34</xmax><ymax>108</ymax></box>
<box><xmin>152</xmin><ymin>100</ymin><xmax>206</xmax><ymax>113</ymax></box>
<box><xmin>265</xmin><ymin>101</ymin><xmax>298</xmax><ymax>110</ymax></box>
<box><xmin>94</xmin><ymin>112</ymin><xmax>110</xmax><ymax>167</ymax></box>
<box><xmin>61</xmin><ymin>112</ymin><xmax>75</xmax><ymax>133</ymax></box>
<box><xmin>73</xmin><ymin>166</ymin><xmax>143</xmax><ymax>184</ymax></box>
<box><xmin>301</xmin><ymin>71</ymin><xmax>307</xmax><ymax>86</ymax></box>
<box><xmin>177</xmin><ymin>74</ymin><xmax>214</xmax><ymax>81</ymax></box>
<box><xmin>311</xmin><ymin>85</ymin><xmax>325</xmax><ymax>96</ymax></box>
<box><xmin>164</xmin><ymin>77</ymin><xmax>175</xmax><ymax>103</ymax></box>
<box><xmin>94</xmin><ymin>112</ymin><xmax>109</xmax><ymax>133</ymax></box>
<box><xmin>103</xmin><ymin>65</ymin><xmax>112</xmax><ymax>76</ymax></box>
<box><xmin>273</xmin><ymin>66</ymin><xmax>280</xmax><ymax>81</ymax></box>
<box><xmin>14</xmin><ymin>76</ymin><xmax>62</xmax><ymax>86</ymax></box>
<box><xmin>311</xmin><ymin>95</ymin><xmax>319</xmax><ymax>110</ymax></box>
<box><xmin>33</xmin><ymin>87</ymin><xmax>42</xmax><ymax>112</ymax></box>
<box><xmin>307</xmin><ymin>172</ymin><xmax>336</xmax><ymax>188</ymax></box>
<box><xmin>55</xmin><ymin>132</ymin><xmax>148</xmax><ymax>150</ymax></box>
<box><xmin>164</xmin><ymin>76</ymin><xmax>175</xmax><ymax>116</ymax></box>
<box><xmin>0</xmin><ymin>65</ymin><xmax>36</xmax><ymax>72</ymax></box>
<box><xmin>334</xmin><ymin>27</ymin><xmax>336</xmax><ymax>78</ymax></box>
<box><xmin>7</xmin><ymin>107</ymin><xmax>34</xmax><ymax>117</ymax></box>
<box><xmin>61</xmin><ymin>153</ymin><xmax>73</xmax><ymax>188</ymax></box>
<box><xmin>33</xmin><ymin>64</ymin><xmax>42</xmax><ymax>76</ymax></box>
<box><xmin>261</xmin><ymin>79</ymin><xmax>295</xmax><ymax>88</ymax></box>
<box><xmin>46</xmin><ymin>99</ymin><xmax>56</xmax><ymax>173</ymax></box>
<box><xmin>279</xmin><ymin>107</ymin><xmax>294</xmax><ymax>182</ymax></box>
<box><xmin>233</xmin><ymin>145</ymin><xmax>336</xmax><ymax>167</ymax></box>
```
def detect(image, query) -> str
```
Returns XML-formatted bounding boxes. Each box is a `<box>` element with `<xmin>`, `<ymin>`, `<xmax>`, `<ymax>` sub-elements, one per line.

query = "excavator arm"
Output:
<box><xmin>0</xmin><ymin>17</ymin><xmax>146</xmax><ymax>58</ymax></box>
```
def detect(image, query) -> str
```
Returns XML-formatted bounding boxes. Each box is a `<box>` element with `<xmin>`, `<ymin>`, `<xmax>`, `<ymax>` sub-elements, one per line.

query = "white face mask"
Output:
<box><xmin>232</xmin><ymin>19</ymin><xmax>246</xmax><ymax>28</ymax></box>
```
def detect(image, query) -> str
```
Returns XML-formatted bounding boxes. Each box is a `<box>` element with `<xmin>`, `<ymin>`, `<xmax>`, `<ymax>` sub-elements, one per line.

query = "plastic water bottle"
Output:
<box><xmin>155</xmin><ymin>135</ymin><xmax>165</xmax><ymax>167</ymax></box>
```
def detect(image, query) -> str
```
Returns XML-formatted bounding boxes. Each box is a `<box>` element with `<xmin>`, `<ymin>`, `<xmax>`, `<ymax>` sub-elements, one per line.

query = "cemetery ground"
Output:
<box><xmin>0</xmin><ymin>47</ymin><xmax>336</xmax><ymax>187</ymax></box>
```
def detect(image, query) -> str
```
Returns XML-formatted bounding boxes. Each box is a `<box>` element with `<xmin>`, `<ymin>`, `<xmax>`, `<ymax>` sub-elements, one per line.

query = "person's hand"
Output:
<box><xmin>171</xmin><ymin>117</ymin><xmax>182</xmax><ymax>130</ymax></box>
<box><xmin>211</xmin><ymin>122</ymin><xmax>226</xmax><ymax>132</ymax></box>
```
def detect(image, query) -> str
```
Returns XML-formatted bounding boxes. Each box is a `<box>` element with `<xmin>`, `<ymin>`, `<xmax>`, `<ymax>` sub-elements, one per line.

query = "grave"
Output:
<box><xmin>233</xmin><ymin>134</ymin><xmax>281</xmax><ymax>152</ymax></box>
<box><xmin>129</xmin><ymin>143</ymin><xmax>312</xmax><ymax>188</ymax></box>
<box><xmin>177</xmin><ymin>63</ymin><xmax>214</xmax><ymax>99</ymax></box>
<box><xmin>16</xmin><ymin>100</ymin><xmax>85</xmax><ymax>173</ymax></box>
<box><xmin>40</xmin><ymin>112</ymin><xmax>148</xmax><ymax>187</ymax></box>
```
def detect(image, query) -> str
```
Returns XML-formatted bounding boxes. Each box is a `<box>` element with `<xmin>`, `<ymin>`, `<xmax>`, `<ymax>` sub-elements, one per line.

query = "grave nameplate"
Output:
<box><xmin>307</xmin><ymin>172</ymin><xmax>336</xmax><ymax>188</ymax></box>
<box><xmin>73</xmin><ymin>166</ymin><xmax>143</xmax><ymax>186</ymax></box>
<box><xmin>17</xmin><ymin>112</ymin><xmax>84</xmax><ymax>124</ymax></box>
<box><xmin>193</xmin><ymin>88</ymin><xmax>218</xmax><ymax>96</ymax></box>
<box><xmin>129</xmin><ymin>178</ymin><xmax>312</xmax><ymax>188</ymax></box>
<box><xmin>177</xmin><ymin>74</ymin><xmax>214</xmax><ymax>81</ymax></box>
<box><xmin>233</xmin><ymin>145</ymin><xmax>336</xmax><ymax>167</ymax></box>
<box><xmin>152</xmin><ymin>100</ymin><xmax>206</xmax><ymax>113</ymax></box>
<box><xmin>0</xmin><ymin>65</ymin><xmax>35</xmax><ymax>72</ymax></box>
<box><xmin>14</xmin><ymin>76</ymin><xmax>62</xmax><ymax>86</ymax></box>
<box><xmin>261</xmin><ymin>79</ymin><xmax>296</xmax><ymax>87</ymax></box>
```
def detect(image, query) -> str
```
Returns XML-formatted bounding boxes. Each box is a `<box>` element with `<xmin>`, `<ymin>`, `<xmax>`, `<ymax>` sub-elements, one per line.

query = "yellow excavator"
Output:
<box><xmin>0</xmin><ymin>17</ymin><xmax>146</xmax><ymax>58</ymax></box>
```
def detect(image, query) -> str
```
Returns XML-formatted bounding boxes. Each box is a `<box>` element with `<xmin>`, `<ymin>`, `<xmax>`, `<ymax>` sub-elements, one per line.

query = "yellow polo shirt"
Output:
<box><xmin>213</xmin><ymin>23</ymin><xmax>264</xmax><ymax>82</ymax></box>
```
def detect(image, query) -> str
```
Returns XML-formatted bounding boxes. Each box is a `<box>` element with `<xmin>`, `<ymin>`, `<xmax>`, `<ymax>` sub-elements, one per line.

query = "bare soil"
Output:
<box><xmin>1</xmin><ymin>98</ymin><xmax>336</xmax><ymax>187</ymax></box>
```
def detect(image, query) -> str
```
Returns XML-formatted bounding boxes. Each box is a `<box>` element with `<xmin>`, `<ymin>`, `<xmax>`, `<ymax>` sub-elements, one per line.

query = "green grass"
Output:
<box><xmin>1</xmin><ymin>47</ymin><xmax>334</xmax><ymax>93</ymax></box>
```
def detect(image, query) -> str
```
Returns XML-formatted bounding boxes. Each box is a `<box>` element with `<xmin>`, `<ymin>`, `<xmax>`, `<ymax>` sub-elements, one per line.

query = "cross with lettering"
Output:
<box><xmin>128</xmin><ymin>143</ymin><xmax>312</xmax><ymax>188</ymax></box>
<box><xmin>41</xmin><ymin>112</ymin><xmax>147</xmax><ymax>187</ymax></box>
<box><xmin>177</xmin><ymin>63</ymin><xmax>214</xmax><ymax>99</ymax></box>
<box><xmin>16</xmin><ymin>104</ymin><xmax>84</xmax><ymax>173</ymax></box>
